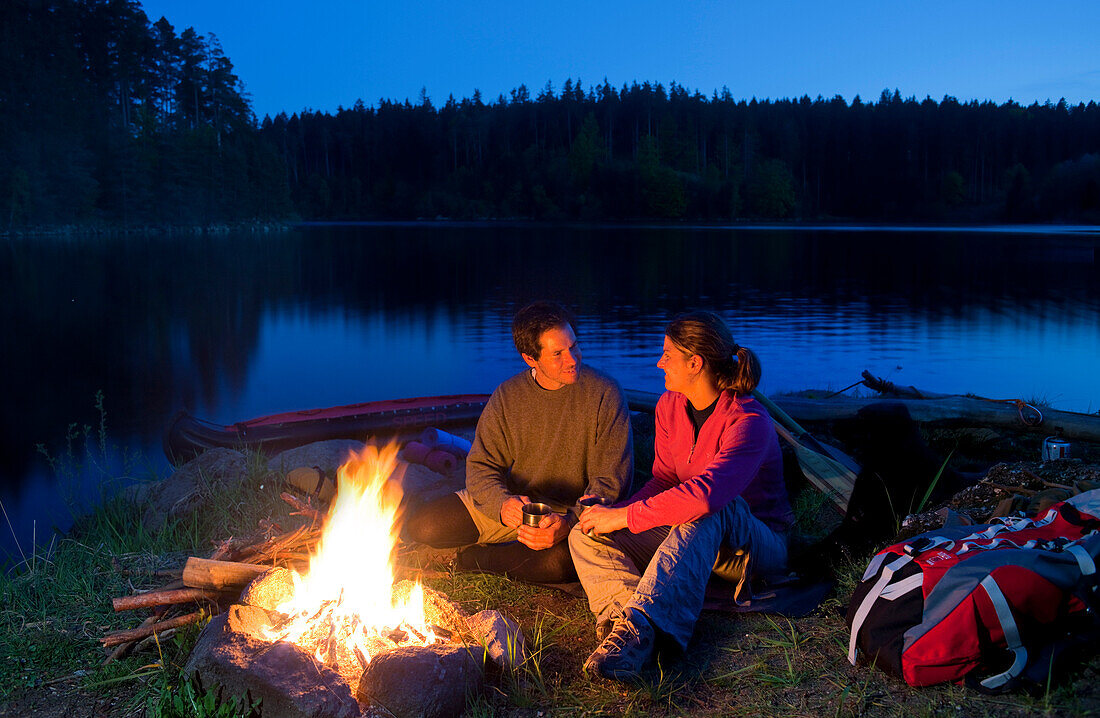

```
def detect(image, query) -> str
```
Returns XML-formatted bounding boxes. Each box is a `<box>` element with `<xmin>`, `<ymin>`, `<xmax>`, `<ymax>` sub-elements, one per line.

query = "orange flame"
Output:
<box><xmin>263</xmin><ymin>442</ymin><xmax>437</xmax><ymax>669</ymax></box>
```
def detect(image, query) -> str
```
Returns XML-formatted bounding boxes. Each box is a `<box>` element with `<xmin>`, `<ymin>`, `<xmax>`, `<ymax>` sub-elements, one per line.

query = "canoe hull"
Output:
<box><xmin>163</xmin><ymin>394</ymin><xmax>491</xmax><ymax>464</ymax></box>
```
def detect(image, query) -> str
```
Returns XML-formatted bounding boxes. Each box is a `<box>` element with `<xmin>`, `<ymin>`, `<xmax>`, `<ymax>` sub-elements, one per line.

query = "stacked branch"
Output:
<box><xmin>102</xmin><ymin>491</ymin><xmax>327</xmax><ymax>662</ymax></box>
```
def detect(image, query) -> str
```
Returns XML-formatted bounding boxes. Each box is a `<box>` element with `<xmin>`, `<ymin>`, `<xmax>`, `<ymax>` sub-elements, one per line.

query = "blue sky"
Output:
<box><xmin>139</xmin><ymin>0</ymin><xmax>1100</xmax><ymax>120</ymax></box>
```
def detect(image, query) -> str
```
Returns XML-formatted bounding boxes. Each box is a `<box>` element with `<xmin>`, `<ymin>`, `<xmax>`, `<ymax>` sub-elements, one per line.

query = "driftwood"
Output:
<box><xmin>101</xmin><ymin>611</ymin><xmax>205</xmax><ymax>647</ymax></box>
<box><xmin>773</xmin><ymin>394</ymin><xmax>1100</xmax><ymax>443</ymax></box>
<box><xmin>112</xmin><ymin>588</ymin><xmax>233</xmax><ymax>612</ymax></box>
<box><xmin>182</xmin><ymin>558</ymin><xmax>269</xmax><ymax>592</ymax></box>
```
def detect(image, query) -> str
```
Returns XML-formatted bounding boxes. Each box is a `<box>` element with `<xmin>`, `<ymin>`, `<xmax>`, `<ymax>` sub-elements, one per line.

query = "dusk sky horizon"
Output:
<box><xmin>138</xmin><ymin>0</ymin><xmax>1100</xmax><ymax>121</ymax></box>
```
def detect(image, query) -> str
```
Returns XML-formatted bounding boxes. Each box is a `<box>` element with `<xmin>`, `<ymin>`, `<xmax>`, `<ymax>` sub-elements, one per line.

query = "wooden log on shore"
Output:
<box><xmin>771</xmin><ymin>395</ymin><xmax>1100</xmax><ymax>442</ymax></box>
<box><xmin>182</xmin><ymin>557</ymin><xmax>269</xmax><ymax>592</ymax></box>
<box><xmin>103</xmin><ymin>613</ymin><xmax>161</xmax><ymax>665</ymax></box>
<box><xmin>101</xmin><ymin>611</ymin><xmax>204</xmax><ymax>647</ymax></box>
<box><xmin>112</xmin><ymin>588</ymin><xmax>233</xmax><ymax>612</ymax></box>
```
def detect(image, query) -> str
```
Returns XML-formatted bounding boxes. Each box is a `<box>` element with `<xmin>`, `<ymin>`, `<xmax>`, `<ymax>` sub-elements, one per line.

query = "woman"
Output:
<box><xmin>569</xmin><ymin>311</ymin><xmax>793</xmax><ymax>681</ymax></box>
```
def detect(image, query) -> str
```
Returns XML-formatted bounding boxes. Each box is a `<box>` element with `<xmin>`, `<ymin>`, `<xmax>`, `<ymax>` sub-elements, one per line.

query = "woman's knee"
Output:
<box><xmin>567</xmin><ymin>522</ymin><xmax>591</xmax><ymax>554</ymax></box>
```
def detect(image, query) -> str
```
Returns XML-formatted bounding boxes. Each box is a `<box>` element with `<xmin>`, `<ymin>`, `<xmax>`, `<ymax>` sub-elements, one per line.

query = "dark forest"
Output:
<box><xmin>4</xmin><ymin>0</ymin><xmax>1100</xmax><ymax>228</ymax></box>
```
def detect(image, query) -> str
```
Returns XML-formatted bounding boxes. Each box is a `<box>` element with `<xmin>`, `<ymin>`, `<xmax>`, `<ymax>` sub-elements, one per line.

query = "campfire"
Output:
<box><xmin>102</xmin><ymin>434</ymin><xmax>529</xmax><ymax>717</ymax></box>
<box><xmin>260</xmin><ymin>442</ymin><xmax>444</xmax><ymax>682</ymax></box>
<box><xmin>98</xmin><ymin>437</ymin><xmax>529</xmax><ymax>718</ymax></box>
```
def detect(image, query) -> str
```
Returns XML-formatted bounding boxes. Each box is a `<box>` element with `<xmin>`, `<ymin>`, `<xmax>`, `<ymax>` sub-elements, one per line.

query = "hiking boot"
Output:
<box><xmin>583</xmin><ymin>608</ymin><xmax>655</xmax><ymax>681</ymax></box>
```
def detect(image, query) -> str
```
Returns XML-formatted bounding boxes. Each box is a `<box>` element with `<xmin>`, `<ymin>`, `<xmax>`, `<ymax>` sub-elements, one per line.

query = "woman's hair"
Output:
<box><xmin>665</xmin><ymin>311</ymin><xmax>761</xmax><ymax>394</ymax></box>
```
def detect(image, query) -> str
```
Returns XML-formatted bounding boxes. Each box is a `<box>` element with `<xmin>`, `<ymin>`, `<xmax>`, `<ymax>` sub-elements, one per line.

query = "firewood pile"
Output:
<box><xmin>101</xmin><ymin>491</ymin><xmax>326</xmax><ymax>664</ymax></box>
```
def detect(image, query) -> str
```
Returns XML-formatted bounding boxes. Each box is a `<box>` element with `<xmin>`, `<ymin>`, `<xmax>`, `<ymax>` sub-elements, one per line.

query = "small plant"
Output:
<box><xmin>914</xmin><ymin>448</ymin><xmax>956</xmax><ymax>515</ymax></box>
<box><xmin>502</xmin><ymin>611</ymin><xmax>553</xmax><ymax>706</ymax></box>
<box><xmin>754</xmin><ymin>616</ymin><xmax>811</xmax><ymax>688</ymax></box>
<box><xmin>33</xmin><ymin>390</ymin><xmax>156</xmax><ymax>525</ymax></box>
<box><xmin>634</xmin><ymin>655</ymin><xmax>686</xmax><ymax>711</ymax></box>
<box><xmin>824</xmin><ymin>667</ymin><xmax>877</xmax><ymax>718</ymax></box>
<box><xmin>147</xmin><ymin>678</ymin><xmax>259</xmax><ymax>718</ymax></box>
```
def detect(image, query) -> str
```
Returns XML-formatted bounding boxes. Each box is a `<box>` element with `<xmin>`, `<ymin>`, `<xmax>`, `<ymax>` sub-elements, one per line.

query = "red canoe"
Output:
<box><xmin>163</xmin><ymin>394</ymin><xmax>492</xmax><ymax>464</ymax></box>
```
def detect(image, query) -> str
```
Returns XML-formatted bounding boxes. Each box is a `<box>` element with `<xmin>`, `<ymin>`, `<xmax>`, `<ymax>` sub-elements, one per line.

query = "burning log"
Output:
<box><xmin>101</xmin><ymin>611</ymin><xmax>205</xmax><ymax>647</ymax></box>
<box><xmin>183</xmin><ymin>558</ymin><xmax>269</xmax><ymax>592</ymax></box>
<box><xmin>112</xmin><ymin>588</ymin><xmax>233</xmax><ymax>612</ymax></box>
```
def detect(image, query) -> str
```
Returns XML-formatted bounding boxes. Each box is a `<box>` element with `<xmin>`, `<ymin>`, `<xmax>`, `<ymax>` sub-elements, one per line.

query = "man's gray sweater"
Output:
<box><xmin>466</xmin><ymin>365</ymin><xmax>633</xmax><ymax>524</ymax></box>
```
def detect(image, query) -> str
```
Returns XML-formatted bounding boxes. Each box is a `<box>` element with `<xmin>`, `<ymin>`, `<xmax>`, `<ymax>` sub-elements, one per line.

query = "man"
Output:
<box><xmin>403</xmin><ymin>301</ymin><xmax>633</xmax><ymax>583</ymax></box>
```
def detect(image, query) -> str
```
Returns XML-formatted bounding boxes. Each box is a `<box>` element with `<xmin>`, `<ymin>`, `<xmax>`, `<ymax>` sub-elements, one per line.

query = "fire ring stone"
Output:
<box><xmin>357</xmin><ymin>643</ymin><xmax>485</xmax><ymax>718</ymax></box>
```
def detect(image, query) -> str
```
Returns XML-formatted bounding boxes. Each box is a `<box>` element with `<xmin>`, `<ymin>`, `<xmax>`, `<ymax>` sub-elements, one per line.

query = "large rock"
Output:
<box><xmin>129</xmin><ymin>448</ymin><xmax>251</xmax><ymax>530</ymax></box>
<box><xmin>266</xmin><ymin>440</ymin><xmax>366</xmax><ymax>477</ymax></box>
<box><xmin>267</xmin><ymin>438</ymin><xmax>463</xmax><ymax>509</ymax></box>
<box><xmin>357</xmin><ymin>644</ymin><xmax>484</xmax><ymax>718</ymax></box>
<box><xmin>466</xmin><ymin>610</ymin><xmax>527</xmax><ymax>670</ymax></box>
<box><xmin>185</xmin><ymin>605</ymin><xmax>361</xmax><ymax>718</ymax></box>
<box><xmin>388</xmin><ymin>459</ymin><xmax>464</xmax><ymax>506</ymax></box>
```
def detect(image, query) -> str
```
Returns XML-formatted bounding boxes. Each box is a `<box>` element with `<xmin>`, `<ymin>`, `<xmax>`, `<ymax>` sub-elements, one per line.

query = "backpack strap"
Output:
<box><xmin>848</xmin><ymin>553</ymin><xmax>916</xmax><ymax>665</ymax></box>
<box><xmin>978</xmin><ymin>575</ymin><xmax>1027</xmax><ymax>690</ymax></box>
<box><xmin>1067</xmin><ymin>542</ymin><xmax>1098</xmax><ymax>577</ymax></box>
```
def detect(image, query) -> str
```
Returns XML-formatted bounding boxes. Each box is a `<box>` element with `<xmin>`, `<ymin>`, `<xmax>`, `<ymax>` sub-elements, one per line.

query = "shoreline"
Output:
<box><xmin>1</xmin><ymin>220</ymin><xmax>294</xmax><ymax>239</ymax></box>
<box><xmin>6</xmin><ymin>218</ymin><xmax>1099</xmax><ymax>239</ymax></box>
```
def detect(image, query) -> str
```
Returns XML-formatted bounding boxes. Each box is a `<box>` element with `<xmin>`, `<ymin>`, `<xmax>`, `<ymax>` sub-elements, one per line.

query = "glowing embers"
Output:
<box><xmin>262</xmin><ymin>443</ymin><xmax>440</xmax><ymax>680</ymax></box>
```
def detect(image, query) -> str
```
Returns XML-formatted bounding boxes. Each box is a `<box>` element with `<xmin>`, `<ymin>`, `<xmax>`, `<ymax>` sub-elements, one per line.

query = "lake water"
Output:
<box><xmin>3</xmin><ymin>223</ymin><xmax>1099</xmax><ymax>562</ymax></box>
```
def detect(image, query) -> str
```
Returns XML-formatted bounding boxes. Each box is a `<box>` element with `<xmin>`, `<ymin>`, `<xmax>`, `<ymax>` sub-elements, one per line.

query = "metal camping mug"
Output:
<box><xmin>1042</xmin><ymin>437</ymin><xmax>1071</xmax><ymax>461</ymax></box>
<box><xmin>578</xmin><ymin>496</ymin><xmax>612</xmax><ymax>508</ymax></box>
<box><xmin>521</xmin><ymin>502</ymin><xmax>552</xmax><ymax>527</ymax></box>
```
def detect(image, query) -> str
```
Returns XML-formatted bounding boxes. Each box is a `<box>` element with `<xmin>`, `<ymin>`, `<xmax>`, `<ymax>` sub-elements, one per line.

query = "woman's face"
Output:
<box><xmin>657</xmin><ymin>336</ymin><xmax>695</xmax><ymax>393</ymax></box>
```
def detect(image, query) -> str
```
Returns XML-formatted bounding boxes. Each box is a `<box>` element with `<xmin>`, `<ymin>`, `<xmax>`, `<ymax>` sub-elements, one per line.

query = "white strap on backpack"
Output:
<box><xmin>978</xmin><ymin>576</ymin><xmax>1027</xmax><ymax>690</ymax></box>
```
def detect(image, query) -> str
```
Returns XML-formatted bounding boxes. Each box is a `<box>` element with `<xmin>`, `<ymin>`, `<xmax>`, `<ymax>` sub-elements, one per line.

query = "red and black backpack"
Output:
<box><xmin>846</xmin><ymin>489</ymin><xmax>1100</xmax><ymax>690</ymax></box>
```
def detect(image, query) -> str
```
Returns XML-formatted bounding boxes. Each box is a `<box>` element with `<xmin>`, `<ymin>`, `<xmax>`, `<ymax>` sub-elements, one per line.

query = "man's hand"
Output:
<box><xmin>578</xmin><ymin>505</ymin><xmax>629</xmax><ymax>536</ymax></box>
<box><xmin>500</xmin><ymin>495</ymin><xmax>530</xmax><ymax>529</ymax></box>
<box><xmin>517</xmin><ymin>511</ymin><xmax>571</xmax><ymax>550</ymax></box>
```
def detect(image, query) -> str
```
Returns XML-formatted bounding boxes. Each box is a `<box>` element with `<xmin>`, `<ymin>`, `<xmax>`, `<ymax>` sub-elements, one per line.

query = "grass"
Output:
<box><xmin>1</xmin><ymin>393</ymin><xmax>294</xmax><ymax>715</ymax></box>
<box><xmin>4</xmin><ymin>403</ymin><xmax>1100</xmax><ymax>715</ymax></box>
<box><xmin>5</xmin><ymin>481</ymin><xmax>1098</xmax><ymax>717</ymax></box>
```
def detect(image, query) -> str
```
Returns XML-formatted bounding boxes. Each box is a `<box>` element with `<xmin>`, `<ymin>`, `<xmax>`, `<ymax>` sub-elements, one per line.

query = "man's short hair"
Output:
<box><xmin>512</xmin><ymin>301</ymin><xmax>576</xmax><ymax>360</ymax></box>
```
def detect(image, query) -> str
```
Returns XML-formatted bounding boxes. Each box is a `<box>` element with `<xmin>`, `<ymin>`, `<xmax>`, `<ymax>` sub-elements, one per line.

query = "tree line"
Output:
<box><xmin>1</xmin><ymin>0</ymin><xmax>290</xmax><ymax>229</ymax></box>
<box><xmin>264</xmin><ymin>83</ymin><xmax>1100</xmax><ymax>223</ymax></box>
<box><xmin>4</xmin><ymin>0</ymin><xmax>1098</xmax><ymax>227</ymax></box>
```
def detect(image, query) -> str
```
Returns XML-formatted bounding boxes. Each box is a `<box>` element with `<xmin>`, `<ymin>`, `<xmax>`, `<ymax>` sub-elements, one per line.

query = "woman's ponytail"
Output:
<box><xmin>665</xmin><ymin>312</ymin><xmax>762</xmax><ymax>395</ymax></box>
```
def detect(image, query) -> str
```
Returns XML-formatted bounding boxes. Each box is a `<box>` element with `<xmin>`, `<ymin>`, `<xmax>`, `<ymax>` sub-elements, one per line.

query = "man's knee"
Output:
<box><xmin>402</xmin><ymin>494</ymin><xmax>478</xmax><ymax>547</ymax></box>
<box><xmin>402</xmin><ymin>503</ymin><xmax>435</xmax><ymax>544</ymax></box>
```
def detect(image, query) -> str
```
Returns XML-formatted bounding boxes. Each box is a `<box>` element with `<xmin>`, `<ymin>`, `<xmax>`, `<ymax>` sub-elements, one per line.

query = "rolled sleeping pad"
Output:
<box><xmin>425</xmin><ymin>449</ymin><xmax>458</xmax><ymax>475</ymax></box>
<box><xmin>403</xmin><ymin>441</ymin><xmax>433</xmax><ymax>464</ymax></box>
<box><xmin>419</xmin><ymin>427</ymin><xmax>473</xmax><ymax>456</ymax></box>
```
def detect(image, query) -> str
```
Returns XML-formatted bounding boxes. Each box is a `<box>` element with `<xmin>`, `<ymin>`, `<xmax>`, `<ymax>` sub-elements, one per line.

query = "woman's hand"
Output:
<box><xmin>578</xmin><ymin>505</ymin><xmax>629</xmax><ymax>536</ymax></box>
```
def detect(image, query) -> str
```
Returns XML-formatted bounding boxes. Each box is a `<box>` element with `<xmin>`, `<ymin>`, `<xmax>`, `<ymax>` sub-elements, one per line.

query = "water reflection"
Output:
<box><xmin>2</xmin><ymin>224</ymin><xmax>1098</xmax><ymax>559</ymax></box>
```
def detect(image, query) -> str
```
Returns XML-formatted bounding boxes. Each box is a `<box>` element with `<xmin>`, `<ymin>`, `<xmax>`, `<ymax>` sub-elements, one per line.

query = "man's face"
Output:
<box><xmin>523</xmin><ymin>324</ymin><xmax>582</xmax><ymax>390</ymax></box>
